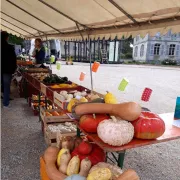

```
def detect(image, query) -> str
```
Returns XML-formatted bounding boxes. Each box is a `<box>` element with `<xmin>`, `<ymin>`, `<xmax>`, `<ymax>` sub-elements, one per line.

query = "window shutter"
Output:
<box><xmin>161</xmin><ymin>45</ymin><xmax>164</xmax><ymax>55</ymax></box>
<box><xmin>166</xmin><ymin>45</ymin><xmax>170</xmax><ymax>55</ymax></box>
<box><xmin>150</xmin><ymin>44</ymin><xmax>154</xmax><ymax>55</ymax></box>
<box><xmin>176</xmin><ymin>45</ymin><xmax>180</xmax><ymax>56</ymax></box>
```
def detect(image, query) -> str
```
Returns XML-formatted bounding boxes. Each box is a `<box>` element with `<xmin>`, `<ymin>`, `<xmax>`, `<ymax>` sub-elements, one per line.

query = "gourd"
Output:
<box><xmin>44</xmin><ymin>146</ymin><xmax>67</xmax><ymax>180</ymax></box>
<box><xmin>75</xmin><ymin>102</ymin><xmax>141</xmax><ymax>121</ymax></box>
<box><xmin>104</xmin><ymin>91</ymin><xmax>118</xmax><ymax>104</ymax></box>
<box><xmin>66</xmin><ymin>155</ymin><xmax>80</xmax><ymax>176</ymax></box>
<box><xmin>59</xmin><ymin>151</ymin><xmax>71</xmax><ymax>174</ymax></box>
<box><xmin>87</xmin><ymin>168</ymin><xmax>112</xmax><ymax>180</ymax></box>
<box><xmin>65</xmin><ymin>174</ymin><xmax>86</xmax><ymax>180</ymax></box>
<box><xmin>61</xmin><ymin>136</ymin><xmax>75</xmax><ymax>151</ymax></box>
<box><xmin>79</xmin><ymin>157</ymin><xmax>92</xmax><ymax>177</ymax></box>
<box><xmin>78</xmin><ymin>141</ymin><xmax>93</xmax><ymax>155</ymax></box>
<box><xmin>116</xmin><ymin>169</ymin><xmax>139</xmax><ymax>180</ymax></box>
<box><xmin>89</xmin><ymin>162</ymin><xmax>122</xmax><ymax>180</ymax></box>
<box><xmin>97</xmin><ymin>119</ymin><xmax>134</xmax><ymax>146</ymax></box>
<box><xmin>57</xmin><ymin>148</ymin><xmax>69</xmax><ymax>167</ymax></box>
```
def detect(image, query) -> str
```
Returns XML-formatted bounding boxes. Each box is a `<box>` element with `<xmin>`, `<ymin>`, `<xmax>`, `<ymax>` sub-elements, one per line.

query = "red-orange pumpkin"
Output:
<box><xmin>132</xmin><ymin>111</ymin><xmax>165</xmax><ymax>139</ymax></box>
<box><xmin>79</xmin><ymin>114</ymin><xmax>109</xmax><ymax>133</ymax></box>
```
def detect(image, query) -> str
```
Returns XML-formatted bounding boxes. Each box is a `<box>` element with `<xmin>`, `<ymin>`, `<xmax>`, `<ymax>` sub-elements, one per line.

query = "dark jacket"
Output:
<box><xmin>35</xmin><ymin>46</ymin><xmax>45</xmax><ymax>64</ymax></box>
<box><xmin>2</xmin><ymin>41</ymin><xmax>17</xmax><ymax>74</ymax></box>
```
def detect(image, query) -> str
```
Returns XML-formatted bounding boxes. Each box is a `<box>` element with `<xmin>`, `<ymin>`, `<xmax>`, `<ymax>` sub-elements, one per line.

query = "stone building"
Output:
<box><xmin>133</xmin><ymin>31</ymin><xmax>180</xmax><ymax>62</ymax></box>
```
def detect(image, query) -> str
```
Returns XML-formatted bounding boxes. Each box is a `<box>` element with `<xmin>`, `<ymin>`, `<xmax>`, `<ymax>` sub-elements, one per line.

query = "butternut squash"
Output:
<box><xmin>57</xmin><ymin>148</ymin><xmax>69</xmax><ymax>167</ymax></box>
<box><xmin>59</xmin><ymin>151</ymin><xmax>71</xmax><ymax>174</ymax></box>
<box><xmin>87</xmin><ymin>168</ymin><xmax>112</xmax><ymax>180</ymax></box>
<box><xmin>67</xmin><ymin>155</ymin><xmax>80</xmax><ymax>176</ymax></box>
<box><xmin>44</xmin><ymin>146</ymin><xmax>67</xmax><ymax>180</ymax></box>
<box><xmin>75</xmin><ymin>102</ymin><xmax>141</xmax><ymax>121</ymax></box>
<box><xmin>79</xmin><ymin>157</ymin><xmax>92</xmax><ymax>177</ymax></box>
<box><xmin>117</xmin><ymin>169</ymin><xmax>139</xmax><ymax>180</ymax></box>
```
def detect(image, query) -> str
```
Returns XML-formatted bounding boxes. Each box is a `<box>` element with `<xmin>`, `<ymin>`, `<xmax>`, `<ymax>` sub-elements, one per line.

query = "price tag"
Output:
<box><xmin>40</xmin><ymin>83</ymin><xmax>47</xmax><ymax>96</ymax></box>
<box><xmin>118</xmin><ymin>78</ymin><xmax>129</xmax><ymax>91</ymax></box>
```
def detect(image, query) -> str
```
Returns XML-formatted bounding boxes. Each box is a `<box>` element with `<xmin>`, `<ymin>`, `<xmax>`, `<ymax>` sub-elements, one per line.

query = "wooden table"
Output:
<box><xmin>77</xmin><ymin>113</ymin><xmax>180</xmax><ymax>168</ymax></box>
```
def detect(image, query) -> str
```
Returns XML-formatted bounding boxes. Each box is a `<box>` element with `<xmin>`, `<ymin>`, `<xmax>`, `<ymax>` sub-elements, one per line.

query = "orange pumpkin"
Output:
<box><xmin>132</xmin><ymin>111</ymin><xmax>165</xmax><ymax>139</ymax></box>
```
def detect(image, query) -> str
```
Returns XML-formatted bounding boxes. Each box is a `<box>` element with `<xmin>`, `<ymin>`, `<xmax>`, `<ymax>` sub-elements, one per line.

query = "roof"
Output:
<box><xmin>1</xmin><ymin>0</ymin><xmax>180</xmax><ymax>40</ymax></box>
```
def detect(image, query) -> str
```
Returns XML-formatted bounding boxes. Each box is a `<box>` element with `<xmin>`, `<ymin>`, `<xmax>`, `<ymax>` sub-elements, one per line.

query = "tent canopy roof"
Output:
<box><xmin>1</xmin><ymin>0</ymin><xmax>180</xmax><ymax>40</ymax></box>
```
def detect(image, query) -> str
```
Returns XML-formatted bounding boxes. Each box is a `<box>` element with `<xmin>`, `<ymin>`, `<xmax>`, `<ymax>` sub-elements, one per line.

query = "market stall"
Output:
<box><xmin>1</xmin><ymin>0</ymin><xmax>180</xmax><ymax>179</ymax></box>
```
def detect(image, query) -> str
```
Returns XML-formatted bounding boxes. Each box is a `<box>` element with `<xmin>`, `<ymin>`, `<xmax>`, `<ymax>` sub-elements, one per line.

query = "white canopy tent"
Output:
<box><xmin>1</xmin><ymin>0</ymin><xmax>180</xmax><ymax>40</ymax></box>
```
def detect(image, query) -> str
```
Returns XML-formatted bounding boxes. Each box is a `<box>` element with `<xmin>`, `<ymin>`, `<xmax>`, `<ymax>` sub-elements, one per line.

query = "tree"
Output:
<box><xmin>8</xmin><ymin>33</ymin><xmax>24</xmax><ymax>47</ymax></box>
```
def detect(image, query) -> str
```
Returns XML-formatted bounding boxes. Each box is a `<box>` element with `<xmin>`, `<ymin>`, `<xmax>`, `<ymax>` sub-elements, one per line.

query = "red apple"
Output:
<box><xmin>132</xmin><ymin>111</ymin><xmax>165</xmax><ymax>139</ymax></box>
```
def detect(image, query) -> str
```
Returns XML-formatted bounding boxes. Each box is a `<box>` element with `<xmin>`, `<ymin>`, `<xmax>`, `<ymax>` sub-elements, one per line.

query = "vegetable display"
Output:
<box><xmin>132</xmin><ymin>111</ymin><xmax>165</xmax><ymax>139</ymax></box>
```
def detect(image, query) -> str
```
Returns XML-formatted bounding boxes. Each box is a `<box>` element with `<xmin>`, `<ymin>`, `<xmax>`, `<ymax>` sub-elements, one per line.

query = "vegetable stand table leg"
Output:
<box><xmin>106</xmin><ymin>151</ymin><xmax>126</xmax><ymax>169</ymax></box>
<box><xmin>77</xmin><ymin>128</ymin><xmax>81</xmax><ymax>137</ymax></box>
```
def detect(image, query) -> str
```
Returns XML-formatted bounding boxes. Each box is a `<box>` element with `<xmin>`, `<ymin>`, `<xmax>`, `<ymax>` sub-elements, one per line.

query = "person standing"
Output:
<box><xmin>1</xmin><ymin>31</ymin><xmax>17</xmax><ymax>108</ymax></box>
<box><xmin>32</xmin><ymin>38</ymin><xmax>45</xmax><ymax>66</ymax></box>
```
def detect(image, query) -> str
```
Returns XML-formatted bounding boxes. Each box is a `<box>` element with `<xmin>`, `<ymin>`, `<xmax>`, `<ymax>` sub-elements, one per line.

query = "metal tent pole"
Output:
<box><xmin>88</xmin><ymin>37</ymin><xmax>93</xmax><ymax>92</ymax></box>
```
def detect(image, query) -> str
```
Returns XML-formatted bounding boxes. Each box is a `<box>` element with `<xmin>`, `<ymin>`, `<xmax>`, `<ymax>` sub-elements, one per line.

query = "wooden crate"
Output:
<box><xmin>40</xmin><ymin>157</ymin><xmax>50</xmax><ymax>180</ymax></box>
<box><xmin>40</xmin><ymin>107</ymin><xmax>72</xmax><ymax>123</ymax></box>
<box><xmin>44</xmin><ymin>122</ymin><xmax>76</xmax><ymax>147</ymax></box>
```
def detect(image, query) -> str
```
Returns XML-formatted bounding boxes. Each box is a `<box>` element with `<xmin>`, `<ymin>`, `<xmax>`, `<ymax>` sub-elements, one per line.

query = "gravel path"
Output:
<box><xmin>1</xmin><ymin>63</ymin><xmax>180</xmax><ymax>180</ymax></box>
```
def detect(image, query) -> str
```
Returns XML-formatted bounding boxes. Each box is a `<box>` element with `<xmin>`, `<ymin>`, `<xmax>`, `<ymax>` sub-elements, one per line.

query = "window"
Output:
<box><xmin>140</xmin><ymin>44</ymin><xmax>144</xmax><ymax>57</ymax></box>
<box><xmin>176</xmin><ymin>45</ymin><xmax>180</xmax><ymax>56</ymax></box>
<box><xmin>169</xmin><ymin>44</ymin><xmax>176</xmax><ymax>56</ymax></box>
<box><xmin>134</xmin><ymin>46</ymin><xmax>138</xmax><ymax>57</ymax></box>
<box><xmin>154</xmin><ymin>43</ymin><xmax>161</xmax><ymax>55</ymax></box>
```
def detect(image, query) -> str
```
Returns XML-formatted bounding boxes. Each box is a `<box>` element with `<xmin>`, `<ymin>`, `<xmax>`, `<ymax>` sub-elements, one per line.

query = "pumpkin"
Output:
<box><xmin>87</xmin><ymin>168</ymin><xmax>112</xmax><ymax>180</ymax></box>
<box><xmin>64</xmin><ymin>175</ymin><xmax>86</xmax><ymax>180</ymax></box>
<box><xmin>79</xmin><ymin>157</ymin><xmax>92</xmax><ymax>177</ymax></box>
<box><xmin>78</xmin><ymin>140</ymin><xmax>93</xmax><ymax>155</ymax></box>
<box><xmin>44</xmin><ymin>146</ymin><xmax>67</xmax><ymax>180</ymax></box>
<box><xmin>66</xmin><ymin>155</ymin><xmax>80</xmax><ymax>176</ymax></box>
<box><xmin>75</xmin><ymin>102</ymin><xmax>141</xmax><ymax>121</ymax></box>
<box><xmin>132</xmin><ymin>111</ymin><xmax>165</xmax><ymax>139</ymax></box>
<box><xmin>97</xmin><ymin>119</ymin><xmax>134</xmax><ymax>146</ymax></box>
<box><xmin>79</xmin><ymin>114</ymin><xmax>109</xmax><ymax>133</ymax></box>
<box><xmin>89</xmin><ymin>162</ymin><xmax>122</xmax><ymax>180</ymax></box>
<box><xmin>71</xmin><ymin>144</ymin><xmax>105</xmax><ymax>166</ymax></box>
<box><xmin>116</xmin><ymin>169</ymin><xmax>139</xmax><ymax>180</ymax></box>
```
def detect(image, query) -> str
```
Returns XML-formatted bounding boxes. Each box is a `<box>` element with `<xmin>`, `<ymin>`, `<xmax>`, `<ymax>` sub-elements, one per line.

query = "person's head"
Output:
<box><xmin>35</xmin><ymin>38</ymin><xmax>42</xmax><ymax>48</ymax></box>
<box><xmin>1</xmin><ymin>31</ymin><xmax>9</xmax><ymax>42</ymax></box>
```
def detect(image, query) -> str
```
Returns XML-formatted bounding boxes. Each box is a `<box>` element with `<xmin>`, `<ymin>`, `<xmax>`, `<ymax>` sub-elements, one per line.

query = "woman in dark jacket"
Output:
<box><xmin>33</xmin><ymin>38</ymin><xmax>45</xmax><ymax>65</ymax></box>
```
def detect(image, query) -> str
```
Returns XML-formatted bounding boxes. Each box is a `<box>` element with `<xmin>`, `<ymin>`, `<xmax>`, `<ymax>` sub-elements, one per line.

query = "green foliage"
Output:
<box><xmin>8</xmin><ymin>33</ymin><xmax>24</xmax><ymax>46</ymax></box>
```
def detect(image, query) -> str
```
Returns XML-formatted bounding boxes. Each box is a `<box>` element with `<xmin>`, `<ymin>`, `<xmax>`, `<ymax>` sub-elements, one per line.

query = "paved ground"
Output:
<box><xmin>1</xmin><ymin>63</ymin><xmax>180</xmax><ymax>180</ymax></box>
<box><xmin>52</xmin><ymin>62</ymin><xmax>180</xmax><ymax>114</ymax></box>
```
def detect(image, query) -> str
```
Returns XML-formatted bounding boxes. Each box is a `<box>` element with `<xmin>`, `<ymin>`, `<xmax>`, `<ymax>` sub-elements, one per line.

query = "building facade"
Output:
<box><xmin>133</xmin><ymin>31</ymin><xmax>180</xmax><ymax>62</ymax></box>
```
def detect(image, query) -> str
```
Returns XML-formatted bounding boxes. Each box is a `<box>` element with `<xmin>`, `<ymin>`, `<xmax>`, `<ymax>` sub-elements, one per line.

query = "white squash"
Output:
<box><xmin>97</xmin><ymin>119</ymin><xmax>134</xmax><ymax>146</ymax></box>
<box><xmin>89</xmin><ymin>162</ymin><xmax>122</xmax><ymax>180</ymax></box>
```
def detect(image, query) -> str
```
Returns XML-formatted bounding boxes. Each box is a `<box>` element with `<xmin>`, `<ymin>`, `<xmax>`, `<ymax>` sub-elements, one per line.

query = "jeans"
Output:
<box><xmin>2</xmin><ymin>74</ymin><xmax>12</xmax><ymax>106</ymax></box>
